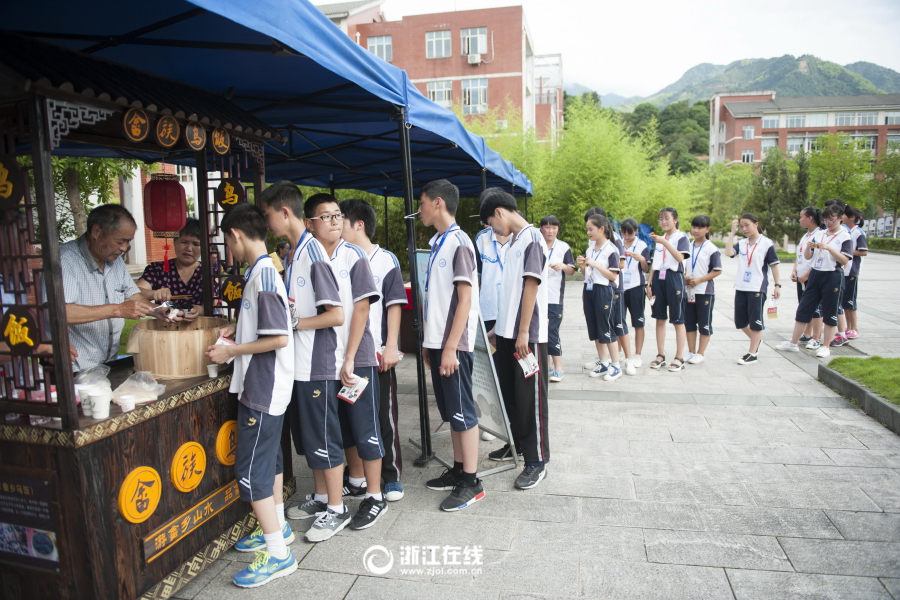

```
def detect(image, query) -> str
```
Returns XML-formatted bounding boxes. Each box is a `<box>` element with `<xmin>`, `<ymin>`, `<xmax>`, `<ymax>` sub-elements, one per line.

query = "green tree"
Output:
<box><xmin>873</xmin><ymin>142</ymin><xmax>900</xmax><ymax>237</ymax></box>
<box><xmin>689</xmin><ymin>162</ymin><xmax>754</xmax><ymax>234</ymax></box>
<box><xmin>808</xmin><ymin>132</ymin><xmax>872</xmax><ymax>207</ymax></box>
<box><xmin>745</xmin><ymin>147</ymin><xmax>810</xmax><ymax>242</ymax></box>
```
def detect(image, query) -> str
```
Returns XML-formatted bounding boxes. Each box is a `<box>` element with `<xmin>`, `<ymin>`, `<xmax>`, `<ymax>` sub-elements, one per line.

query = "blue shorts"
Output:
<box><xmin>842</xmin><ymin>276</ymin><xmax>858</xmax><ymax>311</ymax></box>
<box><xmin>583</xmin><ymin>285</ymin><xmax>617</xmax><ymax>343</ymax></box>
<box><xmin>427</xmin><ymin>349</ymin><xmax>477</xmax><ymax>432</ymax></box>
<box><xmin>650</xmin><ymin>271</ymin><xmax>686</xmax><ymax>324</ymax></box>
<box><xmin>797</xmin><ymin>270</ymin><xmax>843</xmax><ymax>327</ymax></box>
<box><xmin>734</xmin><ymin>290</ymin><xmax>766</xmax><ymax>331</ymax></box>
<box><xmin>338</xmin><ymin>366</ymin><xmax>384</xmax><ymax>461</ymax></box>
<box><xmin>685</xmin><ymin>294</ymin><xmax>715</xmax><ymax>335</ymax></box>
<box><xmin>548</xmin><ymin>304</ymin><xmax>563</xmax><ymax>356</ymax></box>
<box><xmin>613</xmin><ymin>290</ymin><xmax>629</xmax><ymax>336</ymax></box>
<box><xmin>294</xmin><ymin>380</ymin><xmax>344</xmax><ymax>470</ymax></box>
<box><xmin>235</xmin><ymin>402</ymin><xmax>284</xmax><ymax>502</ymax></box>
<box><xmin>623</xmin><ymin>286</ymin><xmax>646</xmax><ymax>328</ymax></box>
<box><xmin>796</xmin><ymin>282</ymin><xmax>822</xmax><ymax>319</ymax></box>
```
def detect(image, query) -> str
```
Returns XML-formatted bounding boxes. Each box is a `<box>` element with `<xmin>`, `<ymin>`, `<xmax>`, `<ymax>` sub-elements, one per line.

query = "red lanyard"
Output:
<box><xmin>745</xmin><ymin>240</ymin><xmax>759</xmax><ymax>268</ymax></box>
<box><xmin>660</xmin><ymin>233</ymin><xmax>671</xmax><ymax>265</ymax></box>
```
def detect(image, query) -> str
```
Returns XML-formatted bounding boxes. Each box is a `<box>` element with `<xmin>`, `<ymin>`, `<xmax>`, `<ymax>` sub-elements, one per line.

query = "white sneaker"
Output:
<box><xmin>684</xmin><ymin>352</ymin><xmax>695</xmax><ymax>363</ymax></box>
<box><xmin>632</xmin><ymin>356</ymin><xmax>643</xmax><ymax>369</ymax></box>
<box><xmin>584</xmin><ymin>358</ymin><xmax>603</xmax><ymax>370</ymax></box>
<box><xmin>815</xmin><ymin>346</ymin><xmax>831</xmax><ymax>358</ymax></box>
<box><xmin>776</xmin><ymin>341</ymin><xmax>800</xmax><ymax>352</ymax></box>
<box><xmin>624</xmin><ymin>359</ymin><xmax>637</xmax><ymax>376</ymax></box>
<box><xmin>481</xmin><ymin>430</ymin><xmax>497</xmax><ymax>441</ymax></box>
<box><xmin>603</xmin><ymin>365</ymin><xmax>623</xmax><ymax>381</ymax></box>
<box><xmin>806</xmin><ymin>339</ymin><xmax>821</xmax><ymax>350</ymax></box>
<box><xmin>687</xmin><ymin>353</ymin><xmax>705</xmax><ymax>364</ymax></box>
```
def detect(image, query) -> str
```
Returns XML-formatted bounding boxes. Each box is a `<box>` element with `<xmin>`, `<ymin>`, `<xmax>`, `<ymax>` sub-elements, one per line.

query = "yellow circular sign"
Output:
<box><xmin>215</xmin><ymin>421</ymin><xmax>238</xmax><ymax>466</ymax></box>
<box><xmin>118</xmin><ymin>466</ymin><xmax>162</xmax><ymax>524</ymax></box>
<box><xmin>170</xmin><ymin>442</ymin><xmax>207</xmax><ymax>493</ymax></box>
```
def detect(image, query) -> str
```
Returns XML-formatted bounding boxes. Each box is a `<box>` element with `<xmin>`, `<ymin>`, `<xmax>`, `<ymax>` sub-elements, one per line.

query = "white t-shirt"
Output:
<box><xmin>230</xmin><ymin>256</ymin><xmax>294</xmax><ymax>416</ymax></box>
<box><xmin>496</xmin><ymin>225</ymin><xmax>549</xmax><ymax>344</ymax></box>
<box><xmin>845</xmin><ymin>226</ymin><xmax>868</xmax><ymax>277</ymax></box>
<box><xmin>731</xmin><ymin>236</ymin><xmax>780</xmax><ymax>293</ymax></box>
<box><xmin>329</xmin><ymin>240</ymin><xmax>380</xmax><ymax>369</ymax></box>
<box><xmin>620</xmin><ymin>239</ymin><xmax>650</xmax><ymax>291</ymax></box>
<box><xmin>810</xmin><ymin>229</ymin><xmax>852</xmax><ymax>273</ymax></box>
<box><xmin>650</xmin><ymin>230</ymin><xmax>691</xmax><ymax>274</ymax></box>
<box><xmin>686</xmin><ymin>240</ymin><xmax>723</xmax><ymax>296</ymax></box>
<box><xmin>423</xmin><ymin>225</ymin><xmax>480</xmax><ymax>352</ymax></box>
<box><xmin>474</xmin><ymin>227</ymin><xmax>508</xmax><ymax>321</ymax></box>
<box><xmin>286</xmin><ymin>232</ymin><xmax>342</xmax><ymax>382</ymax></box>
<box><xmin>366</xmin><ymin>245</ymin><xmax>408</xmax><ymax>350</ymax></box>
<box><xmin>584</xmin><ymin>240</ymin><xmax>620</xmax><ymax>289</ymax></box>
<box><xmin>545</xmin><ymin>240</ymin><xmax>575</xmax><ymax>305</ymax></box>
<box><xmin>796</xmin><ymin>230</ymin><xmax>818</xmax><ymax>279</ymax></box>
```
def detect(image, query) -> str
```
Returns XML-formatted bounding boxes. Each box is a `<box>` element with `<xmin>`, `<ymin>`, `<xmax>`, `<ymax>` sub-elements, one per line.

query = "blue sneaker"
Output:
<box><xmin>603</xmin><ymin>365</ymin><xmax>622</xmax><ymax>381</ymax></box>
<box><xmin>799</xmin><ymin>335</ymin><xmax>812</xmax><ymax>343</ymax></box>
<box><xmin>588</xmin><ymin>363</ymin><xmax>609</xmax><ymax>378</ymax></box>
<box><xmin>549</xmin><ymin>369</ymin><xmax>564</xmax><ymax>382</ymax></box>
<box><xmin>234</xmin><ymin>522</ymin><xmax>295</xmax><ymax>552</ymax></box>
<box><xmin>233</xmin><ymin>549</ymin><xmax>297</xmax><ymax>588</ymax></box>
<box><xmin>384</xmin><ymin>481</ymin><xmax>404</xmax><ymax>502</ymax></box>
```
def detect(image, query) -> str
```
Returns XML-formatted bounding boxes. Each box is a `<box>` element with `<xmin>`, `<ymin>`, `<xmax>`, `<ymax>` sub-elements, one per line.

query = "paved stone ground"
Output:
<box><xmin>175</xmin><ymin>253</ymin><xmax>900</xmax><ymax>600</ymax></box>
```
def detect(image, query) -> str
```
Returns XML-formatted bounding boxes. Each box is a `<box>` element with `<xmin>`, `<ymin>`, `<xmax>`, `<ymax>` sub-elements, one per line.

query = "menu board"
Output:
<box><xmin>0</xmin><ymin>468</ymin><xmax>59</xmax><ymax>571</ymax></box>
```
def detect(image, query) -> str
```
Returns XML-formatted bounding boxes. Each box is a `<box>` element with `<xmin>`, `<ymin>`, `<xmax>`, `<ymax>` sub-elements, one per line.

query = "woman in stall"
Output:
<box><xmin>137</xmin><ymin>218</ymin><xmax>205</xmax><ymax>321</ymax></box>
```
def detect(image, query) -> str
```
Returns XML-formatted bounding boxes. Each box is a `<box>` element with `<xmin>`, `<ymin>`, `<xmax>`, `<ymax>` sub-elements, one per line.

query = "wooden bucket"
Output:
<box><xmin>126</xmin><ymin>316</ymin><xmax>228</xmax><ymax>378</ymax></box>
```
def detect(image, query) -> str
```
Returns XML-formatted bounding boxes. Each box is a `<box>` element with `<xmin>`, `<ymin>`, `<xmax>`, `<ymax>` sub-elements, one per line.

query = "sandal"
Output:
<box><xmin>650</xmin><ymin>354</ymin><xmax>666</xmax><ymax>370</ymax></box>
<box><xmin>668</xmin><ymin>357</ymin><xmax>685</xmax><ymax>372</ymax></box>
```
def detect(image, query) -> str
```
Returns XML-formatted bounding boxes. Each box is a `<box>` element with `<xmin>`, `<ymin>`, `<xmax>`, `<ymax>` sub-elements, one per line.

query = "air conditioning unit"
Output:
<box><xmin>467</xmin><ymin>53</ymin><xmax>482</xmax><ymax>65</ymax></box>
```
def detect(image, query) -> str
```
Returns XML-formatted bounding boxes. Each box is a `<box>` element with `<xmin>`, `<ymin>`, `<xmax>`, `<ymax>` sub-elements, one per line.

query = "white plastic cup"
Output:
<box><xmin>207</xmin><ymin>364</ymin><xmax>219</xmax><ymax>378</ymax></box>
<box><xmin>89</xmin><ymin>390</ymin><xmax>112</xmax><ymax>419</ymax></box>
<box><xmin>119</xmin><ymin>395</ymin><xmax>136</xmax><ymax>413</ymax></box>
<box><xmin>75</xmin><ymin>385</ymin><xmax>94</xmax><ymax>417</ymax></box>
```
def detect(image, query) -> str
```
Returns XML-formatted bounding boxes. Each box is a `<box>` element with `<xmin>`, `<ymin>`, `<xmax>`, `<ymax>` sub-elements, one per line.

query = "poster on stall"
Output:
<box><xmin>0</xmin><ymin>467</ymin><xmax>59</xmax><ymax>571</ymax></box>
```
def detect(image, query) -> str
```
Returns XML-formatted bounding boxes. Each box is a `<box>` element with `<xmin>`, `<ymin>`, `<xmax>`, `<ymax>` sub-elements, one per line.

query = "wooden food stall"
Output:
<box><xmin>0</xmin><ymin>34</ymin><xmax>292</xmax><ymax>599</ymax></box>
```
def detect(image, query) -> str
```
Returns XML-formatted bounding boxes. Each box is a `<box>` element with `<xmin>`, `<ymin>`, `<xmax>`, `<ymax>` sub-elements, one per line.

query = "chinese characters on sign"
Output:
<box><xmin>2</xmin><ymin>308</ymin><xmax>37</xmax><ymax>356</ymax></box>
<box><xmin>398</xmin><ymin>545</ymin><xmax>484</xmax><ymax>567</ymax></box>
<box><xmin>222</xmin><ymin>276</ymin><xmax>244</xmax><ymax>309</ymax></box>
<box><xmin>184</xmin><ymin>121</ymin><xmax>206</xmax><ymax>151</ymax></box>
<box><xmin>0</xmin><ymin>155</ymin><xmax>26</xmax><ymax>208</ymax></box>
<box><xmin>123</xmin><ymin>108</ymin><xmax>150</xmax><ymax>142</ymax></box>
<box><xmin>118</xmin><ymin>466</ymin><xmax>162</xmax><ymax>524</ymax></box>
<box><xmin>170</xmin><ymin>442</ymin><xmax>206</xmax><ymax>493</ymax></box>
<box><xmin>211</xmin><ymin>127</ymin><xmax>230</xmax><ymax>155</ymax></box>
<box><xmin>215</xmin><ymin>421</ymin><xmax>238</xmax><ymax>466</ymax></box>
<box><xmin>155</xmin><ymin>116</ymin><xmax>181</xmax><ymax>148</ymax></box>
<box><xmin>214</xmin><ymin>178</ymin><xmax>246</xmax><ymax>212</ymax></box>
<box><xmin>0</xmin><ymin>469</ymin><xmax>59</xmax><ymax>571</ymax></box>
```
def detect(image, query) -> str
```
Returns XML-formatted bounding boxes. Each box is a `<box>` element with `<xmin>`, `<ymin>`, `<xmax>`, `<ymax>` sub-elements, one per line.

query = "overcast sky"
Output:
<box><xmin>353</xmin><ymin>0</ymin><xmax>900</xmax><ymax>98</ymax></box>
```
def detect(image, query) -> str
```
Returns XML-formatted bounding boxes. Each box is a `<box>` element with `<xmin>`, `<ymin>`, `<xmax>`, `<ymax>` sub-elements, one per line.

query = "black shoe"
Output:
<box><xmin>737</xmin><ymin>353</ymin><xmax>759</xmax><ymax>365</ymax></box>
<box><xmin>349</xmin><ymin>496</ymin><xmax>388</xmax><ymax>530</ymax></box>
<box><xmin>426</xmin><ymin>468</ymin><xmax>460</xmax><ymax>491</ymax></box>
<box><xmin>342</xmin><ymin>481</ymin><xmax>366</xmax><ymax>499</ymax></box>
<box><xmin>515</xmin><ymin>464</ymin><xmax>548</xmax><ymax>490</ymax></box>
<box><xmin>488</xmin><ymin>444</ymin><xmax>522</xmax><ymax>462</ymax></box>
<box><xmin>440</xmin><ymin>480</ymin><xmax>485</xmax><ymax>512</ymax></box>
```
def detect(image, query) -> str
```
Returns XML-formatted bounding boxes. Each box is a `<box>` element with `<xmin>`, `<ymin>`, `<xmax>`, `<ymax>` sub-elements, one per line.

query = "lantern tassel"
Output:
<box><xmin>162</xmin><ymin>241</ymin><xmax>170</xmax><ymax>271</ymax></box>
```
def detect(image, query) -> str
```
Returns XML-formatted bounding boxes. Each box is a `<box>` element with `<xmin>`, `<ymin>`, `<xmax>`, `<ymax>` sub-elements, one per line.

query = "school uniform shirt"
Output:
<box><xmin>650</xmin><ymin>231</ymin><xmax>691</xmax><ymax>274</ymax></box>
<box><xmin>496</xmin><ymin>225</ymin><xmax>549</xmax><ymax>344</ymax></box>
<box><xmin>474</xmin><ymin>227</ymin><xmax>508</xmax><ymax>321</ymax></box>
<box><xmin>731</xmin><ymin>236</ymin><xmax>780</xmax><ymax>293</ymax></box>
<box><xmin>844</xmin><ymin>226</ymin><xmax>868</xmax><ymax>277</ymax></box>
<box><xmin>329</xmin><ymin>240</ymin><xmax>380</xmax><ymax>369</ymax></box>
<box><xmin>687</xmin><ymin>241</ymin><xmax>723</xmax><ymax>295</ymax></box>
<box><xmin>366</xmin><ymin>245</ymin><xmax>408</xmax><ymax>350</ymax></box>
<box><xmin>621</xmin><ymin>239</ymin><xmax>650</xmax><ymax>291</ymax></box>
<box><xmin>230</xmin><ymin>256</ymin><xmax>294</xmax><ymax>416</ymax></box>
<box><xmin>545</xmin><ymin>240</ymin><xmax>575</xmax><ymax>305</ymax></box>
<box><xmin>584</xmin><ymin>240</ymin><xmax>620</xmax><ymax>289</ymax></box>
<box><xmin>796</xmin><ymin>230</ymin><xmax>818</xmax><ymax>279</ymax></box>
<box><xmin>423</xmin><ymin>226</ymin><xmax>480</xmax><ymax>352</ymax></box>
<box><xmin>286</xmin><ymin>232</ymin><xmax>342</xmax><ymax>382</ymax></box>
<box><xmin>809</xmin><ymin>229</ymin><xmax>852</xmax><ymax>273</ymax></box>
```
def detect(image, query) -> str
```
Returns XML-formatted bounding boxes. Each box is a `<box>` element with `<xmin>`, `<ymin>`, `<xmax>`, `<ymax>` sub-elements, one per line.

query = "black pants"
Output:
<box><xmin>378</xmin><ymin>367</ymin><xmax>402</xmax><ymax>483</ymax></box>
<box><xmin>494</xmin><ymin>336</ymin><xmax>550</xmax><ymax>465</ymax></box>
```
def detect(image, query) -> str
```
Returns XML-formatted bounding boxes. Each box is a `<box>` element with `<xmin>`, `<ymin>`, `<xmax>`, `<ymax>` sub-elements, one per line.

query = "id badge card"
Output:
<box><xmin>814</xmin><ymin>254</ymin><xmax>824</xmax><ymax>269</ymax></box>
<box><xmin>624</xmin><ymin>271</ymin><xmax>633</xmax><ymax>286</ymax></box>
<box><xmin>288</xmin><ymin>297</ymin><xmax>298</xmax><ymax>319</ymax></box>
<box><xmin>742</xmin><ymin>271</ymin><xmax>752</xmax><ymax>283</ymax></box>
<box><xmin>687</xmin><ymin>287</ymin><xmax>696</xmax><ymax>304</ymax></box>
<box><xmin>585</xmin><ymin>280</ymin><xmax>594</xmax><ymax>291</ymax></box>
<box><xmin>659</xmin><ymin>269</ymin><xmax>666</xmax><ymax>280</ymax></box>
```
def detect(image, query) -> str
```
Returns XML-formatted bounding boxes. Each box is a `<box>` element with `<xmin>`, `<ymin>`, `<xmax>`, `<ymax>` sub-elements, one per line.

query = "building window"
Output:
<box><xmin>887</xmin><ymin>135</ymin><xmax>900</xmax><ymax>150</ymax></box>
<box><xmin>761</xmin><ymin>138</ymin><xmax>778</xmax><ymax>154</ymax></box>
<box><xmin>787</xmin><ymin>138</ymin><xmax>804</xmax><ymax>153</ymax></box>
<box><xmin>762</xmin><ymin>116</ymin><xmax>779</xmax><ymax>128</ymax></box>
<box><xmin>462</xmin><ymin>78</ymin><xmax>488</xmax><ymax>114</ymax></box>
<box><xmin>741</xmin><ymin>149</ymin><xmax>754</xmax><ymax>163</ymax></box>
<box><xmin>718</xmin><ymin>144</ymin><xmax>724</xmax><ymax>156</ymax></box>
<box><xmin>367</xmin><ymin>36</ymin><xmax>392</xmax><ymax>62</ymax></box>
<box><xmin>835</xmin><ymin>112</ymin><xmax>856</xmax><ymax>127</ymax></box>
<box><xmin>719</xmin><ymin>122</ymin><xmax>725</xmax><ymax>134</ymax></box>
<box><xmin>785</xmin><ymin>114</ymin><xmax>806</xmax><ymax>128</ymax></box>
<box><xmin>852</xmin><ymin>135</ymin><xmax>877</xmax><ymax>150</ymax></box>
<box><xmin>742</xmin><ymin>126</ymin><xmax>755</xmax><ymax>140</ymax></box>
<box><xmin>857</xmin><ymin>112</ymin><xmax>878</xmax><ymax>126</ymax></box>
<box><xmin>886</xmin><ymin>112</ymin><xmax>900</xmax><ymax>125</ymax></box>
<box><xmin>426</xmin><ymin>30</ymin><xmax>451</xmax><ymax>59</ymax></box>
<box><xmin>807</xmin><ymin>113</ymin><xmax>828</xmax><ymax>127</ymax></box>
<box><xmin>175</xmin><ymin>165</ymin><xmax>193</xmax><ymax>183</ymax></box>
<box><xmin>461</xmin><ymin>27</ymin><xmax>487</xmax><ymax>55</ymax></box>
<box><xmin>426</xmin><ymin>81</ymin><xmax>453</xmax><ymax>109</ymax></box>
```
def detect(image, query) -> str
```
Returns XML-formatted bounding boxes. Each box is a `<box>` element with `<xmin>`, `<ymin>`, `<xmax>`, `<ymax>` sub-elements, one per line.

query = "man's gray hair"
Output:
<box><xmin>87</xmin><ymin>204</ymin><xmax>136</xmax><ymax>234</ymax></box>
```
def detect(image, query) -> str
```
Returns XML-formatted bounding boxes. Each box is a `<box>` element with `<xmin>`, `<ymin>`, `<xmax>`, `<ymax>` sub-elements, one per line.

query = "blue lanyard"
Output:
<box><xmin>625</xmin><ymin>244</ymin><xmax>637</xmax><ymax>269</ymax></box>
<box><xmin>492</xmin><ymin>237</ymin><xmax>505</xmax><ymax>271</ymax></box>
<box><xmin>548</xmin><ymin>242</ymin><xmax>556</xmax><ymax>263</ymax></box>
<box><xmin>425</xmin><ymin>225</ymin><xmax>459</xmax><ymax>296</ymax></box>
<box><xmin>286</xmin><ymin>230</ymin><xmax>309</xmax><ymax>289</ymax></box>
<box><xmin>691</xmin><ymin>241</ymin><xmax>706</xmax><ymax>273</ymax></box>
<box><xmin>243</xmin><ymin>254</ymin><xmax>269</xmax><ymax>282</ymax></box>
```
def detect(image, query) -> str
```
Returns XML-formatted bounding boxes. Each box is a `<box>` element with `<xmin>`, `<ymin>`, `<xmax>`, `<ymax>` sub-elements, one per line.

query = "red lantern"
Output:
<box><xmin>144</xmin><ymin>174</ymin><xmax>187</xmax><ymax>271</ymax></box>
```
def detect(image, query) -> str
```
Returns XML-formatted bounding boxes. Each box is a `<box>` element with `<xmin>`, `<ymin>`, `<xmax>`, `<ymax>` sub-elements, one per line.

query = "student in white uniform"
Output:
<box><xmin>841</xmin><ymin>204</ymin><xmax>867</xmax><ymax>340</ymax></box>
<box><xmin>539</xmin><ymin>215</ymin><xmax>575</xmax><ymax>382</ymax></box>
<box><xmin>791</xmin><ymin>207</ymin><xmax>825</xmax><ymax>349</ymax></box>
<box><xmin>647</xmin><ymin>207</ymin><xmax>691</xmax><ymax>372</ymax></box>
<box><xmin>725</xmin><ymin>213</ymin><xmax>782</xmax><ymax>365</ymax></box>
<box><xmin>777</xmin><ymin>205</ymin><xmax>852</xmax><ymax>359</ymax></box>
<box><xmin>683</xmin><ymin>215</ymin><xmax>722</xmax><ymax>364</ymax></box>
<box><xmin>823</xmin><ymin>198</ymin><xmax>851</xmax><ymax>348</ymax></box>
<box><xmin>474</xmin><ymin>225</ymin><xmax>510</xmax><ymax>335</ymax></box>
<box><xmin>619</xmin><ymin>218</ymin><xmax>650</xmax><ymax>367</ymax></box>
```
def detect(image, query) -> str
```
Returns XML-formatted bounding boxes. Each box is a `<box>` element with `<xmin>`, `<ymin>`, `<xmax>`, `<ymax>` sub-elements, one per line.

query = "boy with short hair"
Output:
<box><xmin>205</xmin><ymin>202</ymin><xmax>296</xmax><ymax>588</ymax></box>
<box><xmin>474</xmin><ymin>223</ymin><xmax>510</xmax><ymax>335</ymax></box>
<box><xmin>339</xmin><ymin>199</ymin><xmax>408</xmax><ymax>502</ymax></box>
<box><xmin>419</xmin><ymin>179</ymin><xmax>484</xmax><ymax>511</ymax></box>
<box><xmin>257</xmin><ymin>182</ymin><xmax>349</xmax><ymax>542</ymax></box>
<box><xmin>539</xmin><ymin>215</ymin><xmax>575</xmax><ymax>382</ymax></box>
<box><xmin>479</xmin><ymin>188</ymin><xmax>551</xmax><ymax>490</ymax></box>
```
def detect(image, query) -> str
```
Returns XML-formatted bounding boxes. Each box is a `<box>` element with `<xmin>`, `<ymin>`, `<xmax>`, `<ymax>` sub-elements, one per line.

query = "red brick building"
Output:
<box><xmin>318</xmin><ymin>1</ymin><xmax>563</xmax><ymax>138</ymax></box>
<box><xmin>710</xmin><ymin>90</ymin><xmax>900</xmax><ymax>166</ymax></box>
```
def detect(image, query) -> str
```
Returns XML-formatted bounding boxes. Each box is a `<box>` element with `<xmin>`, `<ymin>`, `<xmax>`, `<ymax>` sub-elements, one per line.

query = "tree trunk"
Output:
<box><xmin>66</xmin><ymin>168</ymin><xmax>87</xmax><ymax>236</ymax></box>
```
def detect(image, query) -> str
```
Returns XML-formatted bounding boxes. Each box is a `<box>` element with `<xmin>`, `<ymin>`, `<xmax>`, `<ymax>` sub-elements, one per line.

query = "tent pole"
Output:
<box><xmin>329</xmin><ymin>174</ymin><xmax>335</xmax><ymax>198</ymax></box>
<box><xmin>481</xmin><ymin>168</ymin><xmax>487</xmax><ymax>192</ymax></box>
<box><xmin>383</xmin><ymin>189</ymin><xmax>388</xmax><ymax>248</ymax></box>
<box><xmin>398</xmin><ymin>108</ymin><xmax>433</xmax><ymax>466</ymax></box>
